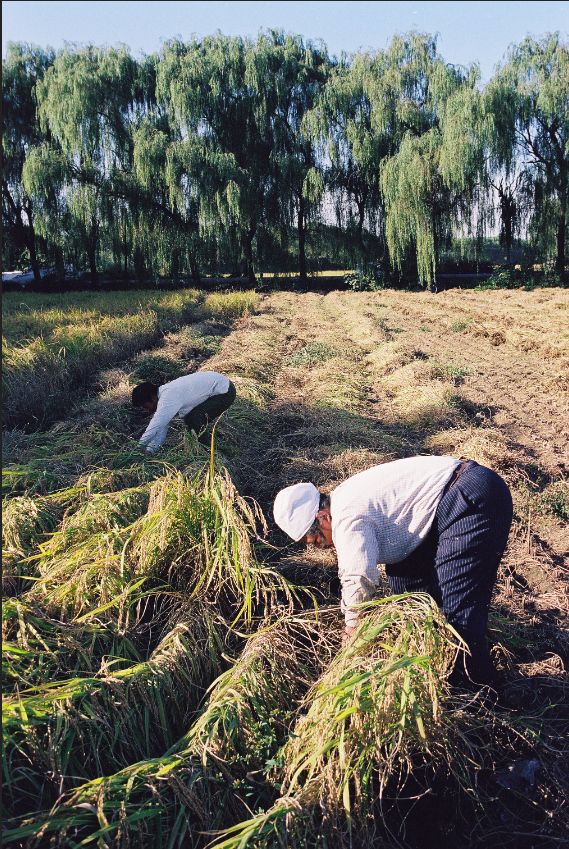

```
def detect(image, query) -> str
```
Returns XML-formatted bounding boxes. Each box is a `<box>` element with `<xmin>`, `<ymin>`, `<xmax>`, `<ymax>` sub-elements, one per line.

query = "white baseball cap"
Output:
<box><xmin>273</xmin><ymin>482</ymin><xmax>320</xmax><ymax>542</ymax></box>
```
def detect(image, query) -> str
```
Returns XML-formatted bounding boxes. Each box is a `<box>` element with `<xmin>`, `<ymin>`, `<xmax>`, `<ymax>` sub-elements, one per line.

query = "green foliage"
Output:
<box><xmin>345</xmin><ymin>263</ymin><xmax>385</xmax><ymax>291</ymax></box>
<box><xmin>430</xmin><ymin>360</ymin><xmax>469</xmax><ymax>383</ymax></box>
<box><xmin>3</xmin><ymin>31</ymin><xmax>567</xmax><ymax>286</ymax></box>
<box><xmin>2</xmin><ymin>43</ymin><xmax>55</xmax><ymax>272</ymax></box>
<box><xmin>477</xmin><ymin>266</ymin><xmax>565</xmax><ymax>291</ymax></box>
<box><xmin>288</xmin><ymin>342</ymin><xmax>337</xmax><ymax>367</ymax></box>
<box><xmin>485</xmin><ymin>34</ymin><xmax>569</xmax><ymax>272</ymax></box>
<box><xmin>540</xmin><ymin>482</ymin><xmax>569</xmax><ymax>521</ymax></box>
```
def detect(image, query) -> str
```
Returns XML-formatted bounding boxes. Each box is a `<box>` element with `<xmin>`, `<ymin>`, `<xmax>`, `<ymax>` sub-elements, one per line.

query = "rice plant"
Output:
<box><xmin>2</xmin><ymin>425</ymin><xmax>149</xmax><ymax>496</ymax></box>
<box><xmin>126</xmin><ymin>466</ymin><xmax>299</xmax><ymax>625</ymax></box>
<box><xmin>2</xmin><ymin>598</ymin><xmax>141</xmax><ymax>691</ymax></box>
<box><xmin>209</xmin><ymin>594</ymin><xmax>518</xmax><ymax>848</ymax></box>
<box><xmin>2</xmin><ymin>312</ymin><xmax>159</xmax><ymax>428</ymax></box>
<box><xmin>188</xmin><ymin>609</ymin><xmax>341</xmax><ymax>770</ymax></box>
<box><xmin>1</xmin><ymin>289</ymin><xmax>219</xmax><ymax>430</ymax></box>
<box><xmin>3</xmin><ymin>611</ymin><xmax>339</xmax><ymax>848</ymax></box>
<box><xmin>3</xmin><ymin>609</ymin><xmax>225</xmax><ymax>817</ymax></box>
<box><xmin>2</xmin><ymin>495</ymin><xmax>63</xmax><ymax>592</ymax></box>
<box><xmin>2</xmin><ymin>421</ymin><xmax>200</xmax><ymax>498</ymax></box>
<box><xmin>26</xmin><ymin>486</ymin><xmax>153</xmax><ymax>623</ymax></box>
<box><xmin>279</xmin><ymin>595</ymin><xmax>463</xmax><ymax>807</ymax></box>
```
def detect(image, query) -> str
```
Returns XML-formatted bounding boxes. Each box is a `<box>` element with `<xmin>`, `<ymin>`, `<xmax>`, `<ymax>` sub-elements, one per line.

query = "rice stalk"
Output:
<box><xmin>24</xmin><ymin>478</ymin><xmax>176</xmax><ymax>623</ymax></box>
<box><xmin>2</xmin><ymin>425</ymin><xmax>146</xmax><ymax>496</ymax></box>
<box><xmin>2</xmin><ymin>609</ymin><xmax>225</xmax><ymax>817</ymax></box>
<box><xmin>3</xmin><ymin>758</ymin><xmax>231</xmax><ymax>849</ymax></box>
<box><xmin>278</xmin><ymin>595</ymin><xmax>463</xmax><ymax>809</ymax></box>
<box><xmin>212</xmin><ymin>594</ymin><xmax>542</xmax><ymax>849</ymax></box>
<box><xmin>128</xmin><ymin>466</ymin><xmax>300</xmax><ymax>624</ymax></box>
<box><xmin>40</xmin><ymin>486</ymin><xmax>150</xmax><ymax>557</ymax></box>
<box><xmin>2</xmin><ymin>495</ymin><xmax>63</xmax><ymax>592</ymax></box>
<box><xmin>1</xmin><ymin>598</ymin><xmax>141</xmax><ymax>692</ymax></box>
<box><xmin>3</xmin><ymin>611</ymin><xmax>340</xmax><ymax>848</ymax></box>
<box><xmin>188</xmin><ymin>609</ymin><xmax>342</xmax><ymax>770</ymax></box>
<box><xmin>2</xmin><ymin>422</ymin><xmax>199</xmax><ymax>498</ymax></box>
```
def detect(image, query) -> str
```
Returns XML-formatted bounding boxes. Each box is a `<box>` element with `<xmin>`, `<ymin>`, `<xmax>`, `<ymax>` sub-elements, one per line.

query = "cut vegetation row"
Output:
<box><xmin>2</xmin><ymin>287</ymin><xmax>568</xmax><ymax>848</ymax></box>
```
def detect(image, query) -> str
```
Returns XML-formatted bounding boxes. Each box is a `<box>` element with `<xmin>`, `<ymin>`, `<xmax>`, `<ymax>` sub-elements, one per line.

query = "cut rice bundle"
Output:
<box><xmin>3</xmin><ymin>609</ymin><xmax>225</xmax><ymax>817</ymax></box>
<box><xmin>3</xmin><ymin>611</ymin><xmax>340</xmax><ymax>848</ymax></box>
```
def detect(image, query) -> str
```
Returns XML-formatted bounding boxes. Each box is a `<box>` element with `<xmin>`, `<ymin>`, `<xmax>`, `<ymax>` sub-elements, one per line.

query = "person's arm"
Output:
<box><xmin>335</xmin><ymin>520</ymin><xmax>380</xmax><ymax>636</ymax></box>
<box><xmin>138</xmin><ymin>396</ymin><xmax>180</xmax><ymax>454</ymax></box>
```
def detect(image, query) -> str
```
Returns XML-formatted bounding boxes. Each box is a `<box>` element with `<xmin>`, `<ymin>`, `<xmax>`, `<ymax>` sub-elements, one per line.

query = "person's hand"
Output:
<box><xmin>342</xmin><ymin>625</ymin><xmax>357</xmax><ymax>648</ymax></box>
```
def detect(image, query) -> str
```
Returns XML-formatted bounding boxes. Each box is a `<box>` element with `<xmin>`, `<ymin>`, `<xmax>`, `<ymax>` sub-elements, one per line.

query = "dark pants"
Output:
<box><xmin>386</xmin><ymin>462</ymin><xmax>513</xmax><ymax>685</ymax></box>
<box><xmin>183</xmin><ymin>381</ymin><xmax>236</xmax><ymax>442</ymax></box>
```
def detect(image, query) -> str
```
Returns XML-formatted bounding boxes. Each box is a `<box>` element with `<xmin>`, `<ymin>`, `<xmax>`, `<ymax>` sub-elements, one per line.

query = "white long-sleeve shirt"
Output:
<box><xmin>330</xmin><ymin>455</ymin><xmax>460</xmax><ymax>627</ymax></box>
<box><xmin>138</xmin><ymin>372</ymin><xmax>230</xmax><ymax>453</ymax></box>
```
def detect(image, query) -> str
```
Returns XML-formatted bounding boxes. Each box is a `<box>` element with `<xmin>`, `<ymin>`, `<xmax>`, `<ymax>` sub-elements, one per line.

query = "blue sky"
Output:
<box><xmin>2</xmin><ymin>1</ymin><xmax>568</xmax><ymax>81</ymax></box>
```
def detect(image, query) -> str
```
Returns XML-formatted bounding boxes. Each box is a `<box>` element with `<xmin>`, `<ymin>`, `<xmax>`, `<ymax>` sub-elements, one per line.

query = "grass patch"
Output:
<box><xmin>287</xmin><ymin>342</ymin><xmax>337</xmax><ymax>367</ymax></box>
<box><xmin>132</xmin><ymin>353</ymin><xmax>188</xmax><ymax>384</ymax></box>
<box><xmin>2</xmin><ymin>290</ymin><xmax>257</xmax><ymax>430</ymax></box>
<box><xmin>430</xmin><ymin>360</ymin><xmax>469</xmax><ymax>383</ymax></box>
<box><xmin>450</xmin><ymin>320</ymin><xmax>469</xmax><ymax>332</ymax></box>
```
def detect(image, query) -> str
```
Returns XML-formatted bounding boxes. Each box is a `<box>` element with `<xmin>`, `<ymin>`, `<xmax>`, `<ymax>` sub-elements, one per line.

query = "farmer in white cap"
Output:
<box><xmin>273</xmin><ymin>455</ymin><xmax>513</xmax><ymax>686</ymax></box>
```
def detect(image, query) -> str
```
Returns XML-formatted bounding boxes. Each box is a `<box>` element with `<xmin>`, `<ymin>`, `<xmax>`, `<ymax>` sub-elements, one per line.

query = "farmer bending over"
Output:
<box><xmin>273</xmin><ymin>455</ymin><xmax>513</xmax><ymax>687</ymax></box>
<box><xmin>132</xmin><ymin>371</ymin><xmax>236</xmax><ymax>453</ymax></box>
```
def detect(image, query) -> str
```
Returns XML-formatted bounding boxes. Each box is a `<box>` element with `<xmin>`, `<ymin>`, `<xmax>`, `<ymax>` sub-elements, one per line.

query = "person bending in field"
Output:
<box><xmin>273</xmin><ymin>455</ymin><xmax>513</xmax><ymax>687</ymax></box>
<box><xmin>132</xmin><ymin>371</ymin><xmax>236</xmax><ymax>453</ymax></box>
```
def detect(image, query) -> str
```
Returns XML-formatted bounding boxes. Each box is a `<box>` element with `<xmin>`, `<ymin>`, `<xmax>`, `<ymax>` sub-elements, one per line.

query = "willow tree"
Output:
<box><xmin>35</xmin><ymin>45</ymin><xmax>152</xmax><ymax>280</ymax></box>
<box><xmin>485</xmin><ymin>34</ymin><xmax>569</xmax><ymax>273</ymax></box>
<box><xmin>248</xmin><ymin>31</ymin><xmax>330</xmax><ymax>280</ymax></box>
<box><xmin>156</xmin><ymin>36</ymin><xmax>271</xmax><ymax>281</ymax></box>
<box><xmin>2</xmin><ymin>42</ymin><xmax>54</xmax><ymax>277</ymax></box>
<box><xmin>368</xmin><ymin>34</ymin><xmax>487</xmax><ymax>287</ymax></box>
<box><xmin>487</xmin><ymin>171</ymin><xmax>531</xmax><ymax>264</ymax></box>
<box><xmin>133</xmin><ymin>114</ymin><xmax>242</xmax><ymax>280</ymax></box>
<box><xmin>304</xmin><ymin>51</ymin><xmax>385</xmax><ymax>254</ymax></box>
<box><xmin>21</xmin><ymin>143</ymin><xmax>70</xmax><ymax>279</ymax></box>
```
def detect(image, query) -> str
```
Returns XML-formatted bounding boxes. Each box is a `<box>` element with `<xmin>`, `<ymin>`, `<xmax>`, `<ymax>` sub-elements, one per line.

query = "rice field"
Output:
<box><xmin>2</xmin><ymin>286</ymin><xmax>568</xmax><ymax>848</ymax></box>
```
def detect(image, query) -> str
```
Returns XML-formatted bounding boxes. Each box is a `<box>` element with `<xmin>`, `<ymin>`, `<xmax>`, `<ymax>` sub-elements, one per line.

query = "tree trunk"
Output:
<box><xmin>134</xmin><ymin>246</ymin><xmax>145</xmax><ymax>282</ymax></box>
<box><xmin>87</xmin><ymin>219</ymin><xmax>98</xmax><ymax>283</ymax></box>
<box><xmin>298</xmin><ymin>194</ymin><xmax>307</xmax><ymax>282</ymax></box>
<box><xmin>28</xmin><ymin>232</ymin><xmax>41</xmax><ymax>282</ymax></box>
<box><xmin>189</xmin><ymin>255</ymin><xmax>201</xmax><ymax>283</ymax></box>
<box><xmin>24</xmin><ymin>201</ymin><xmax>41</xmax><ymax>282</ymax></box>
<box><xmin>356</xmin><ymin>198</ymin><xmax>366</xmax><ymax>248</ymax></box>
<box><xmin>555</xmin><ymin>180</ymin><xmax>567</xmax><ymax>275</ymax></box>
<box><xmin>122</xmin><ymin>213</ymin><xmax>129</xmax><ymax>277</ymax></box>
<box><xmin>499</xmin><ymin>188</ymin><xmax>516</xmax><ymax>265</ymax></box>
<box><xmin>241</xmin><ymin>224</ymin><xmax>257</xmax><ymax>283</ymax></box>
<box><xmin>54</xmin><ymin>244</ymin><xmax>65</xmax><ymax>281</ymax></box>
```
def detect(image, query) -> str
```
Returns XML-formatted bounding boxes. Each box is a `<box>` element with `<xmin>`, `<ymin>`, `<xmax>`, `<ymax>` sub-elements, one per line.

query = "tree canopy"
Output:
<box><xmin>2</xmin><ymin>30</ymin><xmax>567</xmax><ymax>286</ymax></box>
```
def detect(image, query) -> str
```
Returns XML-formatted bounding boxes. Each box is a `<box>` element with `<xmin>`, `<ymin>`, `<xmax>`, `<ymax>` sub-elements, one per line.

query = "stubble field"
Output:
<box><xmin>2</xmin><ymin>286</ymin><xmax>568</xmax><ymax>849</ymax></box>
